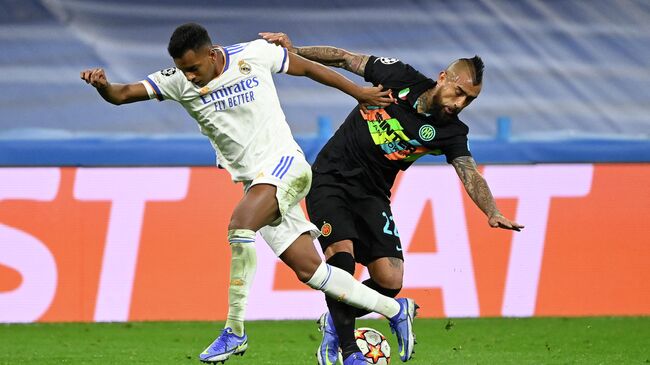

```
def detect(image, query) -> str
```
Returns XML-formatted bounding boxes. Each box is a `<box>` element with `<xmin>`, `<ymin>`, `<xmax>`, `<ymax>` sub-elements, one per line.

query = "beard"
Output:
<box><xmin>429</xmin><ymin>102</ymin><xmax>457</xmax><ymax>123</ymax></box>
<box><xmin>424</xmin><ymin>92</ymin><xmax>457</xmax><ymax>122</ymax></box>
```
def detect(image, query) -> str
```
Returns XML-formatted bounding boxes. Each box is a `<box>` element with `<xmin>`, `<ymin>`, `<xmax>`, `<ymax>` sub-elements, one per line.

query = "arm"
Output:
<box><xmin>259</xmin><ymin>32</ymin><xmax>369</xmax><ymax>77</ymax></box>
<box><xmin>80</xmin><ymin>68</ymin><xmax>149</xmax><ymax>105</ymax></box>
<box><xmin>451</xmin><ymin>156</ymin><xmax>524</xmax><ymax>231</ymax></box>
<box><xmin>295</xmin><ymin>46</ymin><xmax>369</xmax><ymax>78</ymax></box>
<box><xmin>285</xmin><ymin>51</ymin><xmax>393</xmax><ymax>110</ymax></box>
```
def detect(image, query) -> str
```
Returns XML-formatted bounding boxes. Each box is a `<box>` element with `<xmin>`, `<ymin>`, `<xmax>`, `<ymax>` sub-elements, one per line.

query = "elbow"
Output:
<box><xmin>108</xmin><ymin>94</ymin><xmax>130</xmax><ymax>105</ymax></box>
<box><xmin>99</xmin><ymin>92</ymin><xmax>125</xmax><ymax>105</ymax></box>
<box><xmin>302</xmin><ymin>59</ymin><xmax>326</xmax><ymax>78</ymax></box>
<box><xmin>302</xmin><ymin>68</ymin><xmax>316</xmax><ymax>79</ymax></box>
<box><xmin>100</xmin><ymin>87</ymin><xmax>129</xmax><ymax>105</ymax></box>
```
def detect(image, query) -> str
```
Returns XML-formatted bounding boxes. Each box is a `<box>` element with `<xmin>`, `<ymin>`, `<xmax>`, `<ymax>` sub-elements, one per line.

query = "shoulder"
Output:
<box><xmin>233</xmin><ymin>39</ymin><xmax>283</xmax><ymax>56</ymax></box>
<box><xmin>235</xmin><ymin>39</ymin><xmax>287</xmax><ymax>72</ymax></box>
<box><xmin>143</xmin><ymin>66</ymin><xmax>188</xmax><ymax>101</ymax></box>
<box><xmin>371</xmin><ymin>56</ymin><xmax>402</xmax><ymax>66</ymax></box>
<box><xmin>454</xmin><ymin>118</ymin><xmax>470</xmax><ymax>135</ymax></box>
<box><xmin>147</xmin><ymin>66</ymin><xmax>186</xmax><ymax>86</ymax></box>
<box><xmin>434</xmin><ymin>117</ymin><xmax>470</xmax><ymax>141</ymax></box>
<box><xmin>365</xmin><ymin>55</ymin><xmax>428</xmax><ymax>84</ymax></box>
<box><xmin>223</xmin><ymin>41</ymin><xmax>253</xmax><ymax>57</ymax></box>
<box><xmin>228</xmin><ymin>39</ymin><xmax>286</xmax><ymax>62</ymax></box>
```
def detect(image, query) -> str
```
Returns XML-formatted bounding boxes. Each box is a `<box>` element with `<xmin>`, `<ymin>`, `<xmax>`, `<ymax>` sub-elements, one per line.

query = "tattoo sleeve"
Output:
<box><xmin>294</xmin><ymin>46</ymin><xmax>369</xmax><ymax>77</ymax></box>
<box><xmin>451</xmin><ymin>156</ymin><xmax>501</xmax><ymax>218</ymax></box>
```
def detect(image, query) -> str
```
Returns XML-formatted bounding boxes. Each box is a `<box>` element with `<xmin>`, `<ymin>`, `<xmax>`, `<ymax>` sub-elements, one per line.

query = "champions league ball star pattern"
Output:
<box><xmin>355</xmin><ymin>327</ymin><xmax>391</xmax><ymax>364</ymax></box>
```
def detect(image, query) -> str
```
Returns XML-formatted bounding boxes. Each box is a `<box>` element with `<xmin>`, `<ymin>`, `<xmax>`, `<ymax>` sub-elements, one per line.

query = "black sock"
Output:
<box><xmin>325</xmin><ymin>252</ymin><xmax>360</xmax><ymax>359</ymax></box>
<box><xmin>353</xmin><ymin>278</ymin><xmax>401</xmax><ymax>318</ymax></box>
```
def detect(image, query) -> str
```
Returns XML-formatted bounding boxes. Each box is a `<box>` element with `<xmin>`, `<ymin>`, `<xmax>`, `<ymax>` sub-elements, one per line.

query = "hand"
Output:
<box><xmin>80</xmin><ymin>68</ymin><xmax>109</xmax><ymax>89</ymax></box>
<box><xmin>259</xmin><ymin>32</ymin><xmax>296</xmax><ymax>53</ymax></box>
<box><xmin>356</xmin><ymin>84</ymin><xmax>396</xmax><ymax>113</ymax></box>
<box><xmin>488</xmin><ymin>213</ymin><xmax>524</xmax><ymax>232</ymax></box>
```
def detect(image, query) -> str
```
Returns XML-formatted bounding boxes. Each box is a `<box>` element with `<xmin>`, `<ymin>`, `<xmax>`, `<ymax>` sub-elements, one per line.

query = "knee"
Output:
<box><xmin>228</xmin><ymin>217</ymin><xmax>245</xmax><ymax>231</ymax></box>
<box><xmin>296</xmin><ymin>270</ymin><xmax>313</xmax><ymax>283</ymax></box>
<box><xmin>371</xmin><ymin>270</ymin><xmax>403</xmax><ymax>290</ymax></box>
<box><xmin>379</xmin><ymin>278</ymin><xmax>403</xmax><ymax>291</ymax></box>
<box><xmin>295</xmin><ymin>264</ymin><xmax>319</xmax><ymax>283</ymax></box>
<box><xmin>324</xmin><ymin>240</ymin><xmax>354</xmax><ymax>260</ymax></box>
<box><xmin>326</xmin><ymin>252</ymin><xmax>356</xmax><ymax>275</ymax></box>
<box><xmin>293</xmin><ymin>257</ymin><xmax>322</xmax><ymax>283</ymax></box>
<box><xmin>229</xmin><ymin>213</ymin><xmax>259</xmax><ymax>231</ymax></box>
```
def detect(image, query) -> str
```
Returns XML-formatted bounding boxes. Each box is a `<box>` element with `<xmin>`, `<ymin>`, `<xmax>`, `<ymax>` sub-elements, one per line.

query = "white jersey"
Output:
<box><xmin>141</xmin><ymin>39</ymin><xmax>301</xmax><ymax>182</ymax></box>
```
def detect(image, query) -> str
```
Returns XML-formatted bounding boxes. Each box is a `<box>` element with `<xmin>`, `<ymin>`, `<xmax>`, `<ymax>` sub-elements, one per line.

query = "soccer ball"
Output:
<box><xmin>355</xmin><ymin>327</ymin><xmax>391</xmax><ymax>364</ymax></box>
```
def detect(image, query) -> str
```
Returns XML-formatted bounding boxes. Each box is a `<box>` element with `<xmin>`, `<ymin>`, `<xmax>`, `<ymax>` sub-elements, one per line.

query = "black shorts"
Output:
<box><xmin>306</xmin><ymin>172</ymin><xmax>403</xmax><ymax>266</ymax></box>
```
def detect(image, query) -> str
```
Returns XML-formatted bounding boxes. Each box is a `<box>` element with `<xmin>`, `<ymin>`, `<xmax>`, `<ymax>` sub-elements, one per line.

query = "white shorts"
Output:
<box><xmin>243</xmin><ymin>151</ymin><xmax>320</xmax><ymax>256</ymax></box>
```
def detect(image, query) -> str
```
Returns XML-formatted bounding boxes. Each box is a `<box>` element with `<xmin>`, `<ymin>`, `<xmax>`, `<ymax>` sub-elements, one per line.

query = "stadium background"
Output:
<box><xmin>1</xmin><ymin>0</ymin><xmax>649</xmax><ymax>325</ymax></box>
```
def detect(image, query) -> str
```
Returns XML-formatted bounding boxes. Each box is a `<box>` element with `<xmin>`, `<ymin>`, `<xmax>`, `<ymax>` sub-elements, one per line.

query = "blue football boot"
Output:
<box><xmin>389</xmin><ymin>298</ymin><xmax>418</xmax><ymax>362</ymax></box>
<box><xmin>342</xmin><ymin>352</ymin><xmax>367</xmax><ymax>365</ymax></box>
<box><xmin>316</xmin><ymin>312</ymin><xmax>341</xmax><ymax>365</ymax></box>
<box><xmin>199</xmin><ymin>327</ymin><xmax>248</xmax><ymax>363</ymax></box>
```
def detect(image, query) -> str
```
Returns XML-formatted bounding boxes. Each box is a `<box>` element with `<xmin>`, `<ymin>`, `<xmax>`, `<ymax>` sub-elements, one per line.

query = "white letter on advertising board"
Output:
<box><xmin>0</xmin><ymin>168</ymin><xmax>60</xmax><ymax>322</ymax></box>
<box><xmin>484</xmin><ymin>164</ymin><xmax>593</xmax><ymax>316</ymax></box>
<box><xmin>74</xmin><ymin>168</ymin><xmax>190</xmax><ymax>322</ymax></box>
<box><xmin>391</xmin><ymin>166</ymin><xmax>480</xmax><ymax>317</ymax></box>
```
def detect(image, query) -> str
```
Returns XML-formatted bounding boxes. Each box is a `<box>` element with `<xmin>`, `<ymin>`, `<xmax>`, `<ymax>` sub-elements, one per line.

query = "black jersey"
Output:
<box><xmin>312</xmin><ymin>56</ymin><xmax>472</xmax><ymax>196</ymax></box>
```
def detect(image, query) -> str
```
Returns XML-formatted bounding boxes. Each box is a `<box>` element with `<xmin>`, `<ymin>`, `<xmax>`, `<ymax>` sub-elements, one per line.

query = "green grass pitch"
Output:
<box><xmin>1</xmin><ymin>317</ymin><xmax>648</xmax><ymax>364</ymax></box>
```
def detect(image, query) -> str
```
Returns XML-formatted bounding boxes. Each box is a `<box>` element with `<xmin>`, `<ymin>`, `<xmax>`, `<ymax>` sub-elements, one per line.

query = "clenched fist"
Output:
<box><xmin>80</xmin><ymin>68</ymin><xmax>109</xmax><ymax>89</ymax></box>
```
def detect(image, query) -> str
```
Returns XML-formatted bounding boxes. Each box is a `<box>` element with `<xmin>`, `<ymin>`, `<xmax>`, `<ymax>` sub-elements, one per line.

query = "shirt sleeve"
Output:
<box><xmin>444</xmin><ymin>137</ymin><xmax>472</xmax><ymax>164</ymax></box>
<box><xmin>140</xmin><ymin>67</ymin><xmax>183</xmax><ymax>101</ymax></box>
<box><xmin>363</xmin><ymin>55</ymin><xmax>426</xmax><ymax>89</ymax></box>
<box><xmin>248</xmin><ymin>39</ymin><xmax>289</xmax><ymax>74</ymax></box>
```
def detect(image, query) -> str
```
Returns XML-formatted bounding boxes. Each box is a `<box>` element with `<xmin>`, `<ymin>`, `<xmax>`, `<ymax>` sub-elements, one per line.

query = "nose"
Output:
<box><xmin>185</xmin><ymin>72</ymin><xmax>195</xmax><ymax>82</ymax></box>
<box><xmin>453</xmin><ymin>97</ymin><xmax>468</xmax><ymax>111</ymax></box>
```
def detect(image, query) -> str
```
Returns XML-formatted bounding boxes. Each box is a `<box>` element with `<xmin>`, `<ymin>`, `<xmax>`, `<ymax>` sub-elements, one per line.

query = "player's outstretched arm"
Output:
<box><xmin>451</xmin><ymin>156</ymin><xmax>525</xmax><ymax>231</ymax></box>
<box><xmin>259</xmin><ymin>32</ymin><xmax>369</xmax><ymax>77</ymax></box>
<box><xmin>80</xmin><ymin>68</ymin><xmax>149</xmax><ymax>105</ymax></box>
<box><xmin>284</xmin><ymin>52</ymin><xmax>393</xmax><ymax>111</ymax></box>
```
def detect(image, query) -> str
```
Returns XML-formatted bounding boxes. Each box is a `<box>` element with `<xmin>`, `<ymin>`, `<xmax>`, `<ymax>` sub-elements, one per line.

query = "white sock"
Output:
<box><xmin>225</xmin><ymin>229</ymin><xmax>257</xmax><ymax>336</ymax></box>
<box><xmin>306</xmin><ymin>261</ymin><xmax>400</xmax><ymax>318</ymax></box>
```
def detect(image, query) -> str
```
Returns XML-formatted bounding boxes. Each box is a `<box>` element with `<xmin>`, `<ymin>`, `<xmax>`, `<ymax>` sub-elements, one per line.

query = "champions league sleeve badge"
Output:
<box><xmin>160</xmin><ymin>67</ymin><xmax>177</xmax><ymax>76</ymax></box>
<box><xmin>378</xmin><ymin>57</ymin><xmax>399</xmax><ymax>65</ymax></box>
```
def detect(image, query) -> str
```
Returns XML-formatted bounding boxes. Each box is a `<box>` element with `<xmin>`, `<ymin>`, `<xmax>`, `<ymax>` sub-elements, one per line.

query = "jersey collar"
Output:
<box><xmin>412</xmin><ymin>99</ymin><xmax>432</xmax><ymax>117</ymax></box>
<box><xmin>212</xmin><ymin>46</ymin><xmax>228</xmax><ymax>77</ymax></box>
<box><xmin>199</xmin><ymin>46</ymin><xmax>228</xmax><ymax>92</ymax></box>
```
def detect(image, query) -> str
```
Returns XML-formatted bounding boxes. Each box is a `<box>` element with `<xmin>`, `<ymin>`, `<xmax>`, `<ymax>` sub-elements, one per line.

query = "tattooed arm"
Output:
<box><xmin>259</xmin><ymin>32</ymin><xmax>369</xmax><ymax>77</ymax></box>
<box><xmin>451</xmin><ymin>156</ymin><xmax>524</xmax><ymax>231</ymax></box>
<box><xmin>294</xmin><ymin>46</ymin><xmax>369</xmax><ymax>77</ymax></box>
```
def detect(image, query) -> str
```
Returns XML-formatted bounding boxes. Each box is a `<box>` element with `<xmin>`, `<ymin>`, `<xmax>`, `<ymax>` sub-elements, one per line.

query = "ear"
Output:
<box><xmin>209</xmin><ymin>48</ymin><xmax>219</xmax><ymax>63</ymax></box>
<box><xmin>437</xmin><ymin>71</ymin><xmax>446</xmax><ymax>83</ymax></box>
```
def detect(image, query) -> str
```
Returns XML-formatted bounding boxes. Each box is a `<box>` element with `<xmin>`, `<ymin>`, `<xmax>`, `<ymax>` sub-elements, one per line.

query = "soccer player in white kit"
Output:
<box><xmin>80</xmin><ymin>23</ymin><xmax>417</xmax><ymax>365</ymax></box>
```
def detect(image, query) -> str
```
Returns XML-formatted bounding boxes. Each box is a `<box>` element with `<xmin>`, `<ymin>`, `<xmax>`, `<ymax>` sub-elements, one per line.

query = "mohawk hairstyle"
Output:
<box><xmin>167</xmin><ymin>23</ymin><xmax>212</xmax><ymax>59</ymax></box>
<box><xmin>467</xmin><ymin>55</ymin><xmax>484</xmax><ymax>85</ymax></box>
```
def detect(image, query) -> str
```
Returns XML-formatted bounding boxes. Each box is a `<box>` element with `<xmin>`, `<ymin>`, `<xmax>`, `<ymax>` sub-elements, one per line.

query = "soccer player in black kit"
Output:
<box><xmin>261</xmin><ymin>32</ymin><xmax>524</xmax><ymax>365</ymax></box>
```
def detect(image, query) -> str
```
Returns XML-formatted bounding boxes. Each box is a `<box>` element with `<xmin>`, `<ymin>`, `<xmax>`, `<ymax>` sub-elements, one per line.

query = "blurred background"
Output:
<box><xmin>1</xmin><ymin>0</ymin><xmax>649</xmax><ymax>164</ymax></box>
<box><xmin>0</xmin><ymin>0</ymin><xmax>649</xmax><ymax>326</ymax></box>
